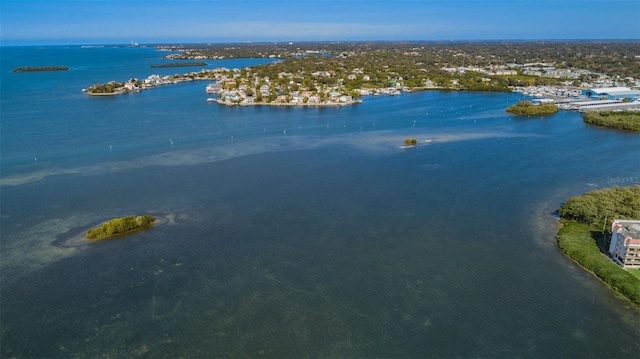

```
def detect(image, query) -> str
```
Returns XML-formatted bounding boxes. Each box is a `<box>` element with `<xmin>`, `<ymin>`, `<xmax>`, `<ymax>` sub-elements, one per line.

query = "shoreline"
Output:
<box><xmin>87</xmin><ymin>92</ymin><xmax>124</xmax><ymax>96</ymax></box>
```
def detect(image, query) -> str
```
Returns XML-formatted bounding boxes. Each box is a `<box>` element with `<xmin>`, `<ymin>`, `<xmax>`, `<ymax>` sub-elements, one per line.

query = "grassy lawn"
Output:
<box><xmin>629</xmin><ymin>269</ymin><xmax>640</xmax><ymax>280</ymax></box>
<box><xmin>557</xmin><ymin>220</ymin><xmax>640</xmax><ymax>307</ymax></box>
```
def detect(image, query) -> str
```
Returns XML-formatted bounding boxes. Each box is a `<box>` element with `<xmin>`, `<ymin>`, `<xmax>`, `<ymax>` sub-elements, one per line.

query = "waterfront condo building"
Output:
<box><xmin>609</xmin><ymin>220</ymin><xmax>640</xmax><ymax>268</ymax></box>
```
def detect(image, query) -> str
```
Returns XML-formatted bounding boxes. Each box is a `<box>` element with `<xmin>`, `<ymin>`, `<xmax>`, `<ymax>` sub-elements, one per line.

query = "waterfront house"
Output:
<box><xmin>609</xmin><ymin>220</ymin><xmax>640</xmax><ymax>268</ymax></box>
<box><xmin>307</xmin><ymin>95</ymin><xmax>320</xmax><ymax>104</ymax></box>
<box><xmin>291</xmin><ymin>95</ymin><xmax>304</xmax><ymax>104</ymax></box>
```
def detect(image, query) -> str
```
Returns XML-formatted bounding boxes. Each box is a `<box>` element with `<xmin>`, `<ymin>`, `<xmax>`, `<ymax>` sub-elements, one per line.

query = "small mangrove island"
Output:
<box><xmin>150</xmin><ymin>62</ymin><xmax>207</xmax><ymax>68</ymax></box>
<box><xmin>13</xmin><ymin>66</ymin><xmax>69</xmax><ymax>72</ymax></box>
<box><xmin>583</xmin><ymin>111</ymin><xmax>640</xmax><ymax>132</ymax></box>
<box><xmin>557</xmin><ymin>185</ymin><xmax>640</xmax><ymax>307</ymax></box>
<box><xmin>404</xmin><ymin>138</ymin><xmax>417</xmax><ymax>146</ymax></box>
<box><xmin>86</xmin><ymin>215</ymin><xmax>155</xmax><ymax>240</ymax></box>
<box><xmin>506</xmin><ymin>100</ymin><xmax>559</xmax><ymax>115</ymax></box>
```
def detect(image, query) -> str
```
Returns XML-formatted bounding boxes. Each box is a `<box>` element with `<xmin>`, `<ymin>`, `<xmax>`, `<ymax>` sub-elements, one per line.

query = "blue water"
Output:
<box><xmin>1</xmin><ymin>46</ymin><xmax>639</xmax><ymax>358</ymax></box>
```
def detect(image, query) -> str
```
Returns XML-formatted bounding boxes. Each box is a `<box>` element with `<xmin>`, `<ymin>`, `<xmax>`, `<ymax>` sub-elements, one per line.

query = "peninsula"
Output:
<box><xmin>557</xmin><ymin>185</ymin><xmax>640</xmax><ymax>307</ymax></box>
<box><xmin>86</xmin><ymin>215</ymin><xmax>155</xmax><ymax>241</ymax></box>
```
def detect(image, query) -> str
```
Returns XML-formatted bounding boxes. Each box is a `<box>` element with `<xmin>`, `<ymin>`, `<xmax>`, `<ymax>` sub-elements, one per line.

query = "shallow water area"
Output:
<box><xmin>1</xmin><ymin>46</ymin><xmax>639</xmax><ymax>358</ymax></box>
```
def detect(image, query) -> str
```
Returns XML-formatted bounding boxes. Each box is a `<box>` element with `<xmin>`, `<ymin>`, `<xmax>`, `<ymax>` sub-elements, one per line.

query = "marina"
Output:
<box><xmin>516</xmin><ymin>85</ymin><xmax>640</xmax><ymax>112</ymax></box>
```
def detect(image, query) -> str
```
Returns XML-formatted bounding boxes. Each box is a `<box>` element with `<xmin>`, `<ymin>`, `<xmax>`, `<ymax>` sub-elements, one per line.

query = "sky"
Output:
<box><xmin>1</xmin><ymin>0</ymin><xmax>639</xmax><ymax>45</ymax></box>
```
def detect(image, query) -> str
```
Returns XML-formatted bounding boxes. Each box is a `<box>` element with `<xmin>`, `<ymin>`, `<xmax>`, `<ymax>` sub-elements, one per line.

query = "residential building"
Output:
<box><xmin>609</xmin><ymin>220</ymin><xmax>640</xmax><ymax>268</ymax></box>
<box><xmin>494</xmin><ymin>70</ymin><xmax>517</xmax><ymax>76</ymax></box>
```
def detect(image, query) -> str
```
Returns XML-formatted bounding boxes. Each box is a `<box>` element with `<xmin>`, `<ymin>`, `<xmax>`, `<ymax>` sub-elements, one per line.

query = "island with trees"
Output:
<box><xmin>86</xmin><ymin>215</ymin><xmax>155</xmax><ymax>241</ymax></box>
<box><xmin>506</xmin><ymin>100</ymin><xmax>559</xmax><ymax>115</ymax></box>
<box><xmin>557</xmin><ymin>185</ymin><xmax>640</xmax><ymax>307</ymax></box>
<box><xmin>583</xmin><ymin>111</ymin><xmax>640</xmax><ymax>132</ymax></box>
<box><xmin>13</xmin><ymin>66</ymin><xmax>69</xmax><ymax>72</ymax></box>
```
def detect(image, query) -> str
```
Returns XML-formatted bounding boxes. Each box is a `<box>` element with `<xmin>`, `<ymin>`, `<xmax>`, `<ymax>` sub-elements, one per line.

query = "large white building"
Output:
<box><xmin>609</xmin><ymin>220</ymin><xmax>640</xmax><ymax>268</ymax></box>
<box><xmin>582</xmin><ymin>87</ymin><xmax>640</xmax><ymax>99</ymax></box>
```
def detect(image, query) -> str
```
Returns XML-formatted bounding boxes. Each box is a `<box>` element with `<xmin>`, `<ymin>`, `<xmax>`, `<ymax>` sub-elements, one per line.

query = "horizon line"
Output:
<box><xmin>3</xmin><ymin>38</ymin><xmax>640</xmax><ymax>47</ymax></box>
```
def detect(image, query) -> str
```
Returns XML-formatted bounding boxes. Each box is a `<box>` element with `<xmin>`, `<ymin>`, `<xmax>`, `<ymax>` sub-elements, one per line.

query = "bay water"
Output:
<box><xmin>1</xmin><ymin>46</ymin><xmax>639</xmax><ymax>358</ymax></box>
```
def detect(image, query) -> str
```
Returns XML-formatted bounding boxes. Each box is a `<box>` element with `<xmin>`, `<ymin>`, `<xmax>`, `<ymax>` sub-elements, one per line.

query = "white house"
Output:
<box><xmin>609</xmin><ymin>220</ymin><xmax>640</xmax><ymax>268</ymax></box>
<box><xmin>307</xmin><ymin>95</ymin><xmax>320</xmax><ymax>103</ymax></box>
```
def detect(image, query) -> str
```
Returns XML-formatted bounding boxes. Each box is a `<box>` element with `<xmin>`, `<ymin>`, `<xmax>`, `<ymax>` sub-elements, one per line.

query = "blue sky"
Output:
<box><xmin>1</xmin><ymin>0</ymin><xmax>639</xmax><ymax>45</ymax></box>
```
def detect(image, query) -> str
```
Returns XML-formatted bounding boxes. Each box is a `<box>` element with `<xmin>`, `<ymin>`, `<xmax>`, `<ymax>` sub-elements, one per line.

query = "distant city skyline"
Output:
<box><xmin>1</xmin><ymin>0</ymin><xmax>639</xmax><ymax>45</ymax></box>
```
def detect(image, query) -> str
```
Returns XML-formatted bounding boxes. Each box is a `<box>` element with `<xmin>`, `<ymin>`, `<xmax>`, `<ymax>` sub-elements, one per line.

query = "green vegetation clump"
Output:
<box><xmin>583</xmin><ymin>111</ymin><xmax>640</xmax><ymax>132</ymax></box>
<box><xmin>87</xmin><ymin>81</ymin><xmax>126</xmax><ymax>94</ymax></box>
<box><xmin>86</xmin><ymin>215</ymin><xmax>155</xmax><ymax>240</ymax></box>
<box><xmin>13</xmin><ymin>66</ymin><xmax>69</xmax><ymax>72</ymax></box>
<box><xmin>557</xmin><ymin>185</ymin><xmax>640</xmax><ymax>307</ymax></box>
<box><xmin>506</xmin><ymin>100</ymin><xmax>559</xmax><ymax>115</ymax></box>
<box><xmin>558</xmin><ymin>185</ymin><xmax>640</xmax><ymax>226</ymax></box>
